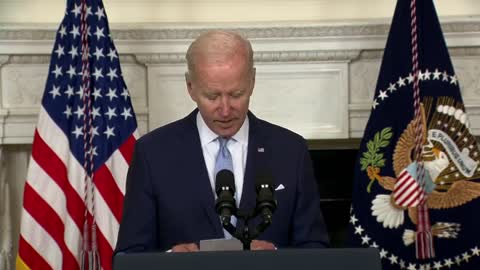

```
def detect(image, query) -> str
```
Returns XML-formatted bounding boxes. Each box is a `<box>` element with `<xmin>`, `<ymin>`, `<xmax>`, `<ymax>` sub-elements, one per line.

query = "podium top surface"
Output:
<box><xmin>113</xmin><ymin>248</ymin><xmax>381</xmax><ymax>270</ymax></box>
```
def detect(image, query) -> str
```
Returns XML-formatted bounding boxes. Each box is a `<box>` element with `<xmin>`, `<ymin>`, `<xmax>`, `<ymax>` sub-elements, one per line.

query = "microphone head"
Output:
<box><xmin>214</xmin><ymin>169</ymin><xmax>237</xmax><ymax>218</ymax></box>
<box><xmin>215</xmin><ymin>169</ymin><xmax>235</xmax><ymax>195</ymax></box>
<box><xmin>255</xmin><ymin>170</ymin><xmax>277</xmax><ymax>217</ymax></box>
<box><xmin>255</xmin><ymin>170</ymin><xmax>274</xmax><ymax>192</ymax></box>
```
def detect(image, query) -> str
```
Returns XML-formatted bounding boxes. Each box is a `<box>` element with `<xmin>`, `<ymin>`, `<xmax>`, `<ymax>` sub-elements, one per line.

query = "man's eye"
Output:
<box><xmin>231</xmin><ymin>91</ymin><xmax>243</xmax><ymax>98</ymax></box>
<box><xmin>206</xmin><ymin>94</ymin><xmax>218</xmax><ymax>100</ymax></box>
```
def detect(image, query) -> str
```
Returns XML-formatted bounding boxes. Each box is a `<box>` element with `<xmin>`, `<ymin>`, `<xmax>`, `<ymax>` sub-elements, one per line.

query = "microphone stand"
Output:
<box><xmin>216</xmin><ymin>169</ymin><xmax>276</xmax><ymax>250</ymax></box>
<box><xmin>222</xmin><ymin>209</ymin><xmax>273</xmax><ymax>250</ymax></box>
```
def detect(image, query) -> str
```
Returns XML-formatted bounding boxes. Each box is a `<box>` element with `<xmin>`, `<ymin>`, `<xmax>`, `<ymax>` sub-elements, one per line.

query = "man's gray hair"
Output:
<box><xmin>185</xmin><ymin>30</ymin><xmax>254</xmax><ymax>79</ymax></box>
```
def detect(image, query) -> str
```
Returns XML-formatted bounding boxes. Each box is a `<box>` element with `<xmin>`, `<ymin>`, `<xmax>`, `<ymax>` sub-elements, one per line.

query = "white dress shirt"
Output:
<box><xmin>196</xmin><ymin>112</ymin><xmax>249</xmax><ymax>207</ymax></box>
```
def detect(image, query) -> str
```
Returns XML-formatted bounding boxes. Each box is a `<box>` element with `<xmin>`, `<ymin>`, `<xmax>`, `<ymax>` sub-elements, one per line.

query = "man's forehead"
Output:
<box><xmin>195</xmin><ymin>48</ymin><xmax>247</xmax><ymax>64</ymax></box>
<box><xmin>193</xmin><ymin>31</ymin><xmax>246</xmax><ymax>50</ymax></box>
<box><xmin>194</xmin><ymin>55</ymin><xmax>249</xmax><ymax>73</ymax></box>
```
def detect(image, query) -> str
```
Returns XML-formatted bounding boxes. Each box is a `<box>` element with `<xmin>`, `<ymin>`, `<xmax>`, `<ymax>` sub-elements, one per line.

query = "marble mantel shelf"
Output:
<box><xmin>1</xmin><ymin>20</ymin><xmax>480</xmax><ymax>144</ymax></box>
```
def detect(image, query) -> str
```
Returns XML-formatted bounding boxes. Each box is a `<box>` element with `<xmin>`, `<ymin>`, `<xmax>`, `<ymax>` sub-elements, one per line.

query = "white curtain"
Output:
<box><xmin>0</xmin><ymin>147</ymin><xmax>12</xmax><ymax>270</ymax></box>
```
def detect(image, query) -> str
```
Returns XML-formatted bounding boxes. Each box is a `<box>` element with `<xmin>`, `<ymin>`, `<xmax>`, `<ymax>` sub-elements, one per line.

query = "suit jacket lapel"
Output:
<box><xmin>182</xmin><ymin>110</ymin><xmax>224</xmax><ymax>236</ymax></box>
<box><xmin>240</xmin><ymin>112</ymin><xmax>269</xmax><ymax>211</ymax></box>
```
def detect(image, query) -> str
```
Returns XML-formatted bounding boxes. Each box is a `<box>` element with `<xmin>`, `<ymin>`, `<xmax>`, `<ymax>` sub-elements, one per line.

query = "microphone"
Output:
<box><xmin>215</xmin><ymin>169</ymin><xmax>237</xmax><ymax>226</ymax></box>
<box><xmin>255</xmin><ymin>171</ymin><xmax>277</xmax><ymax>225</ymax></box>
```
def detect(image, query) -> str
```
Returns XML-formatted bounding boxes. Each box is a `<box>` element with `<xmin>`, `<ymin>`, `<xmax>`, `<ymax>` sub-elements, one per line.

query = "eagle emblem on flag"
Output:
<box><xmin>360</xmin><ymin>96</ymin><xmax>480</xmax><ymax>246</ymax></box>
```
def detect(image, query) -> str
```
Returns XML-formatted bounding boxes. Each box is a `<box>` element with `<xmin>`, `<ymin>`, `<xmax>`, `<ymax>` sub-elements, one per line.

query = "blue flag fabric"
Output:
<box><xmin>350</xmin><ymin>0</ymin><xmax>480</xmax><ymax>269</ymax></box>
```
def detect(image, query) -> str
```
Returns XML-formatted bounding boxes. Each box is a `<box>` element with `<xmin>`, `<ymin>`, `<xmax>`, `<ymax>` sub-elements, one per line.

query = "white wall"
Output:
<box><xmin>0</xmin><ymin>0</ymin><xmax>479</xmax><ymax>24</ymax></box>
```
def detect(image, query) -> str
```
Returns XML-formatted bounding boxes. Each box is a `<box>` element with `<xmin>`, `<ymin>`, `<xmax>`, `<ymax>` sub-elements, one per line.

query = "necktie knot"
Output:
<box><xmin>218</xmin><ymin>137</ymin><xmax>229</xmax><ymax>149</ymax></box>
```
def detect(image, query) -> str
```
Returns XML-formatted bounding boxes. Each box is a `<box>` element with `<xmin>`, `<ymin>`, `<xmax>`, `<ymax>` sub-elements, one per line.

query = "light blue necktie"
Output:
<box><xmin>214</xmin><ymin>137</ymin><xmax>236</xmax><ymax>238</ymax></box>
<box><xmin>214</xmin><ymin>137</ymin><xmax>234</xmax><ymax>175</ymax></box>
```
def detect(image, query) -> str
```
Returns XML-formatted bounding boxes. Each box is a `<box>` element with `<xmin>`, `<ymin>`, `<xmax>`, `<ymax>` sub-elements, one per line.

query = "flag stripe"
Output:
<box><xmin>37</xmin><ymin>108</ymin><xmax>70</xmax><ymax>165</ymax></box>
<box><xmin>396</xmin><ymin>180</ymin><xmax>417</xmax><ymax>203</ymax></box>
<box><xmin>403</xmin><ymin>189</ymin><xmax>421</xmax><ymax>207</ymax></box>
<box><xmin>18</xmin><ymin>236</ymin><xmax>52</xmax><ymax>270</ymax></box>
<box><xmin>94</xmin><ymin>187</ymin><xmax>120</xmax><ymax>249</ymax></box>
<box><xmin>26</xmin><ymin>158</ymin><xmax>83</xmax><ymax>266</ymax></box>
<box><xmin>94</xmin><ymin>164</ymin><xmax>124</xmax><ymax>221</ymax></box>
<box><xmin>392</xmin><ymin>168</ymin><xmax>426</xmax><ymax>208</ymax></box>
<box><xmin>394</xmin><ymin>177</ymin><xmax>416</xmax><ymax>200</ymax></box>
<box><xmin>118</xmin><ymin>133</ymin><xmax>136</xmax><ymax>165</ymax></box>
<box><xmin>23</xmin><ymin>183</ymin><xmax>79</xmax><ymax>270</ymax></box>
<box><xmin>399</xmin><ymin>187</ymin><xmax>420</xmax><ymax>207</ymax></box>
<box><xmin>393</xmin><ymin>179</ymin><xmax>410</xmax><ymax>196</ymax></box>
<box><xmin>83</xmin><ymin>213</ymin><xmax>113</xmax><ymax>270</ymax></box>
<box><xmin>394</xmin><ymin>170</ymin><xmax>411</xmax><ymax>193</ymax></box>
<box><xmin>32</xmin><ymin>129</ymin><xmax>86</xmax><ymax>230</ymax></box>
<box><xmin>20</xmin><ymin>210</ymin><xmax>62</xmax><ymax>269</ymax></box>
<box><xmin>95</xmin><ymin>222</ymin><xmax>114</xmax><ymax>270</ymax></box>
<box><xmin>105</xmin><ymin>149</ymin><xmax>129</xmax><ymax>195</ymax></box>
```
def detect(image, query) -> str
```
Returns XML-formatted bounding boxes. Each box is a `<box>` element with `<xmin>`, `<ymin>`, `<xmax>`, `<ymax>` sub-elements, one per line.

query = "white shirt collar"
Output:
<box><xmin>196</xmin><ymin>111</ymin><xmax>249</xmax><ymax>147</ymax></box>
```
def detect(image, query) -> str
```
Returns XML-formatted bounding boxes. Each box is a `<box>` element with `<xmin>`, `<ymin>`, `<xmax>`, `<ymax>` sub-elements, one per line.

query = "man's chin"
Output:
<box><xmin>214</xmin><ymin>126</ymin><xmax>238</xmax><ymax>138</ymax></box>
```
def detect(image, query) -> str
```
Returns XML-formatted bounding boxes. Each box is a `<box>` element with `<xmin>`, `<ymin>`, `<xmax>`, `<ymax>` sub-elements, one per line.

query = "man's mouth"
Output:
<box><xmin>215</xmin><ymin>119</ymin><xmax>234</xmax><ymax>126</ymax></box>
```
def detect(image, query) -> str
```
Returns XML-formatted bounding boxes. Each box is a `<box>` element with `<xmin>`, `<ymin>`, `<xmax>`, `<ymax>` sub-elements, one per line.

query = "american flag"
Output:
<box><xmin>17</xmin><ymin>0</ymin><xmax>138</xmax><ymax>270</ymax></box>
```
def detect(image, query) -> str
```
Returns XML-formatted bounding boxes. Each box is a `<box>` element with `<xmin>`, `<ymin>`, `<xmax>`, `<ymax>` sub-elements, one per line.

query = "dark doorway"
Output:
<box><xmin>309</xmin><ymin>149</ymin><xmax>358</xmax><ymax>247</ymax></box>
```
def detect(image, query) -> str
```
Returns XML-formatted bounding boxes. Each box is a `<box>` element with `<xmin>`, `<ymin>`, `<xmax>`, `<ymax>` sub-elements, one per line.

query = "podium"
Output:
<box><xmin>113</xmin><ymin>248</ymin><xmax>381</xmax><ymax>270</ymax></box>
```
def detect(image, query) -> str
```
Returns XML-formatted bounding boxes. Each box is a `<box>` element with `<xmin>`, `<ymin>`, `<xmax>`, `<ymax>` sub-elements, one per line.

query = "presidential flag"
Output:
<box><xmin>350</xmin><ymin>0</ymin><xmax>480</xmax><ymax>269</ymax></box>
<box><xmin>17</xmin><ymin>0</ymin><xmax>138</xmax><ymax>269</ymax></box>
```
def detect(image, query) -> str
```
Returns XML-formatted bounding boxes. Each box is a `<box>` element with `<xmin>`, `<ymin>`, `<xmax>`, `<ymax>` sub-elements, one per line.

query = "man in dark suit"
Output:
<box><xmin>115</xmin><ymin>30</ymin><xmax>329</xmax><ymax>253</ymax></box>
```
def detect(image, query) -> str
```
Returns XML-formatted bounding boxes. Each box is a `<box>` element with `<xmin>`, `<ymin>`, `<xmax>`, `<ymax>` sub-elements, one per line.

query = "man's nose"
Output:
<box><xmin>219</xmin><ymin>96</ymin><xmax>231</xmax><ymax>117</ymax></box>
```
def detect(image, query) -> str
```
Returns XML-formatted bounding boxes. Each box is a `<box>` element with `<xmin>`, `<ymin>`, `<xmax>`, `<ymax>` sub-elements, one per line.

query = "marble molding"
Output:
<box><xmin>1</xmin><ymin>21</ymin><xmax>480</xmax><ymax>143</ymax></box>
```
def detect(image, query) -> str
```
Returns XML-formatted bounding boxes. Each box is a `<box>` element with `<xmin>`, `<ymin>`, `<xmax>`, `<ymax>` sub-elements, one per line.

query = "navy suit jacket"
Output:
<box><xmin>115</xmin><ymin>110</ymin><xmax>329</xmax><ymax>253</ymax></box>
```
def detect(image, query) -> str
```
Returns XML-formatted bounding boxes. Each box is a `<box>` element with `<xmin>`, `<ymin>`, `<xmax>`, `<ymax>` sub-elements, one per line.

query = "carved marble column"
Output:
<box><xmin>0</xmin><ymin>146</ymin><xmax>13</xmax><ymax>270</ymax></box>
<box><xmin>0</xmin><ymin>55</ymin><xmax>10</xmax><ymax>145</ymax></box>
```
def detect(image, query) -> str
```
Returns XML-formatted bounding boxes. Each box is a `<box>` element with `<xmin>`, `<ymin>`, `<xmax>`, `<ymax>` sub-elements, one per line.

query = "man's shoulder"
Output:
<box><xmin>137</xmin><ymin>113</ymin><xmax>195</xmax><ymax>147</ymax></box>
<box><xmin>253</xmin><ymin>115</ymin><xmax>305</xmax><ymax>144</ymax></box>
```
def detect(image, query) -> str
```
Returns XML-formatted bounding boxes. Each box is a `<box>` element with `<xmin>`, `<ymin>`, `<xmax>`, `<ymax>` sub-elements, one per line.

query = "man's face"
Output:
<box><xmin>186</xmin><ymin>55</ymin><xmax>255</xmax><ymax>138</ymax></box>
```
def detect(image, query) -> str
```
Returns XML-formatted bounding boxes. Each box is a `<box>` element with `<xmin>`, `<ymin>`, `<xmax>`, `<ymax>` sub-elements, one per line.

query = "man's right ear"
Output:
<box><xmin>185</xmin><ymin>72</ymin><xmax>196</xmax><ymax>101</ymax></box>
